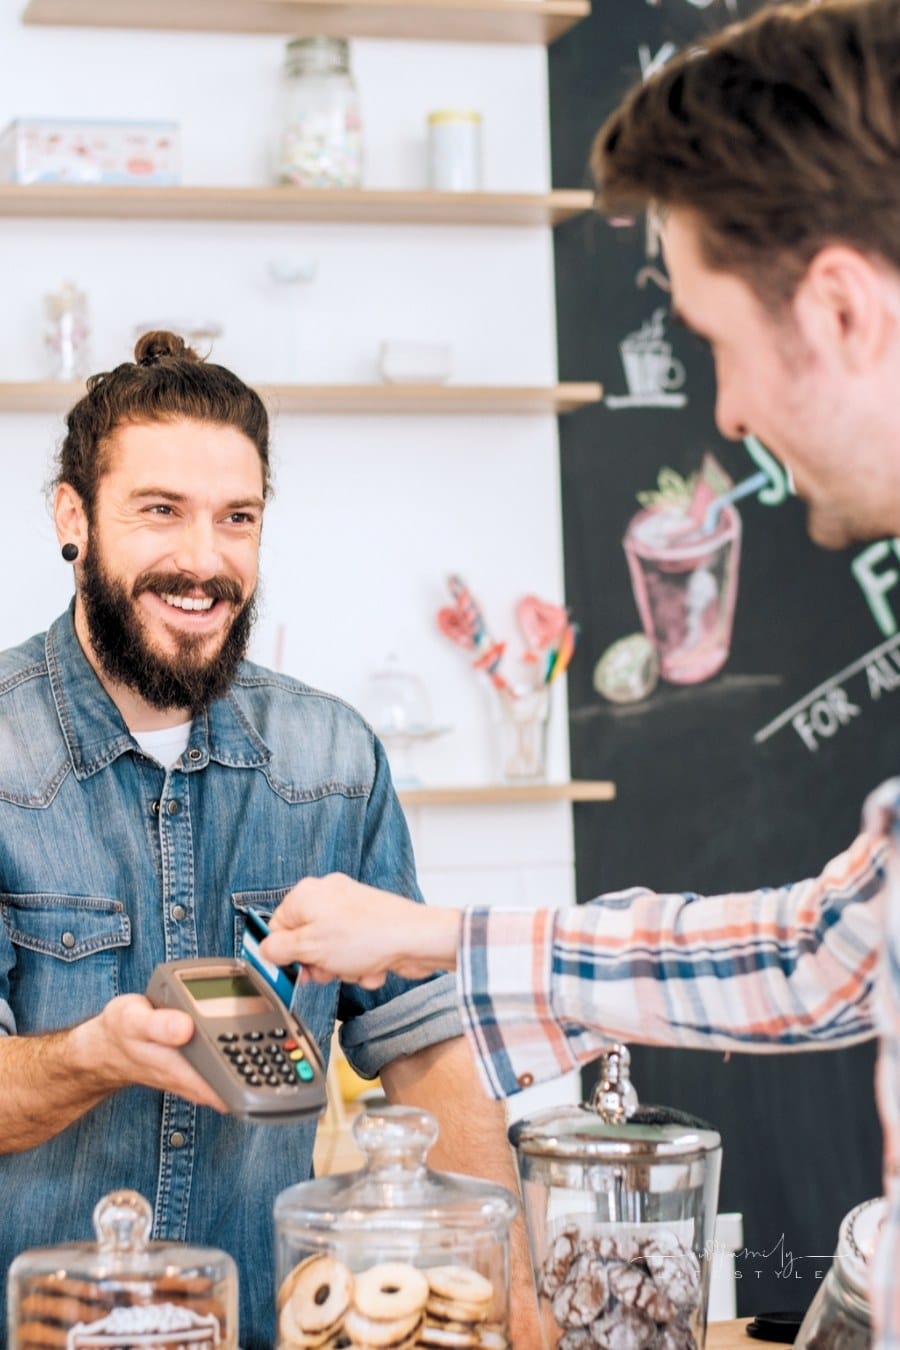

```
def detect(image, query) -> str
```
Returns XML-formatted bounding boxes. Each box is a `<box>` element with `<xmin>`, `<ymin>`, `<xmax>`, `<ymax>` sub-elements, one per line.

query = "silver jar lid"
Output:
<box><xmin>509</xmin><ymin>1107</ymin><xmax>721</xmax><ymax>1164</ymax></box>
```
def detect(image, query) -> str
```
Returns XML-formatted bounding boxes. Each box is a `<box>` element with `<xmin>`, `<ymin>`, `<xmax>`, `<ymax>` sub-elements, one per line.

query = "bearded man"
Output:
<box><xmin>0</xmin><ymin>331</ymin><xmax>539</xmax><ymax>1350</ymax></box>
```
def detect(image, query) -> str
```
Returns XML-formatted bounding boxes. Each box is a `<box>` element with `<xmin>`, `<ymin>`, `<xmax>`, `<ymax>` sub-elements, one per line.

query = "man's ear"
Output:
<box><xmin>54</xmin><ymin>482</ymin><xmax>89</xmax><ymax>557</ymax></box>
<box><xmin>795</xmin><ymin>245</ymin><xmax>893</xmax><ymax>372</ymax></box>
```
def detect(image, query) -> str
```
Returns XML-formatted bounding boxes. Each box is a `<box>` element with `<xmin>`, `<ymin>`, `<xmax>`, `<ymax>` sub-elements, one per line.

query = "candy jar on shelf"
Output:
<box><xmin>275</xmin><ymin>37</ymin><xmax>363</xmax><ymax>188</ymax></box>
<box><xmin>44</xmin><ymin>280</ymin><xmax>90</xmax><ymax>380</ymax></box>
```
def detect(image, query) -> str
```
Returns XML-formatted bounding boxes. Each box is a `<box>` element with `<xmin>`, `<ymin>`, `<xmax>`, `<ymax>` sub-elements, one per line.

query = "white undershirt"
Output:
<box><xmin>132</xmin><ymin>721</ymin><xmax>193</xmax><ymax>769</ymax></box>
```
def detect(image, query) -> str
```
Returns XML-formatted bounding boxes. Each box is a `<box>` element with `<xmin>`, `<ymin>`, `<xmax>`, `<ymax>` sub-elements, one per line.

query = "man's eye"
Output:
<box><xmin>148</xmin><ymin>504</ymin><xmax>174</xmax><ymax>515</ymax></box>
<box><xmin>227</xmin><ymin>512</ymin><xmax>256</xmax><ymax>525</ymax></box>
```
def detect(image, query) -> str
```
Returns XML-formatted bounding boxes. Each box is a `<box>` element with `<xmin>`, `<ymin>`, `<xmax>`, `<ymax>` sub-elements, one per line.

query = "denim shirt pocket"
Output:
<box><xmin>0</xmin><ymin>894</ymin><xmax>131</xmax><ymax>1034</ymax></box>
<box><xmin>230</xmin><ymin>887</ymin><xmax>292</xmax><ymax>958</ymax></box>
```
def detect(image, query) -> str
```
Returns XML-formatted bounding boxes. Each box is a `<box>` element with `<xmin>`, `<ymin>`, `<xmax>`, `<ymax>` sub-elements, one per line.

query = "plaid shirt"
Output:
<box><xmin>457</xmin><ymin>777</ymin><xmax>900</xmax><ymax>1349</ymax></box>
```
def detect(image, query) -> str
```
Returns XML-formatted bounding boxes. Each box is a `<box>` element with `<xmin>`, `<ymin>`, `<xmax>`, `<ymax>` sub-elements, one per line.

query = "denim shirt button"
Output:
<box><xmin>167</xmin><ymin>800</ymin><xmax>181</xmax><ymax>816</ymax></box>
<box><xmin>188</xmin><ymin>748</ymin><xmax>202</xmax><ymax>762</ymax></box>
<box><xmin>60</xmin><ymin>931</ymin><xmax>76</xmax><ymax>950</ymax></box>
<box><xmin>150</xmin><ymin>800</ymin><xmax>160</xmax><ymax>815</ymax></box>
<box><xmin>171</xmin><ymin>904</ymin><xmax>187</xmax><ymax>921</ymax></box>
<box><xmin>169</xmin><ymin>1131</ymin><xmax>187</xmax><ymax>1149</ymax></box>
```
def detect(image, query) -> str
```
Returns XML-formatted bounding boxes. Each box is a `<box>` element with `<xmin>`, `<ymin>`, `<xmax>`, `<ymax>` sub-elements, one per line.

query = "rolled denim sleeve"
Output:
<box><xmin>0</xmin><ymin>913</ymin><xmax>15</xmax><ymax>1036</ymax></box>
<box><xmin>340</xmin><ymin>973</ymin><xmax>462</xmax><ymax>1078</ymax></box>
<box><xmin>337</xmin><ymin>736</ymin><xmax>463</xmax><ymax>1077</ymax></box>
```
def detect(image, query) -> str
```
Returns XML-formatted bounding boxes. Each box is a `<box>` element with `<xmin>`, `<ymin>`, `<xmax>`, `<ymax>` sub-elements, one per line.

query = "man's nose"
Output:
<box><xmin>172</xmin><ymin>521</ymin><xmax>223</xmax><ymax>578</ymax></box>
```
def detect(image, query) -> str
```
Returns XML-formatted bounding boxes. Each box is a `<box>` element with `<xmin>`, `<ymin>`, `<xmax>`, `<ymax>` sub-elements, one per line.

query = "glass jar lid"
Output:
<box><xmin>509</xmin><ymin>1105</ymin><xmax>721</xmax><ymax>1164</ymax></box>
<box><xmin>427</xmin><ymin>110</ymin><xmax>483</xmax><ymax>125</ymax></box>
<box><xmin>275</xmin><ymin>1106</ymin><xmax>518</xmax><ymax>1238</ymax></box>
<box><xmin>285</xmin><ymin>36</ymin><xmax>351</xmax><ymax>75</ymax></box>
<box><xmin>10</xmin><ymin>1190</ymin><xmax>235</xmax><ymax>1280</ymax></box>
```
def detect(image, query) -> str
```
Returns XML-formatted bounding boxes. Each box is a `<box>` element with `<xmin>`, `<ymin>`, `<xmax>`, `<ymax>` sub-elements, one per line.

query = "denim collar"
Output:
<box><xmin>45</xmin><ymin>603</ymin><xmax>271</xmax><ymax>779</ymax></box>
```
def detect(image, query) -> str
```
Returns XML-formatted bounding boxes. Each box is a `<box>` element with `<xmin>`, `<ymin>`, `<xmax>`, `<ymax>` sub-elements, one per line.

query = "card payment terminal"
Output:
<box><xmin>146</xmin><ymin>957</ymin><xmax>327</xmax><ymax>1123</ymax></box>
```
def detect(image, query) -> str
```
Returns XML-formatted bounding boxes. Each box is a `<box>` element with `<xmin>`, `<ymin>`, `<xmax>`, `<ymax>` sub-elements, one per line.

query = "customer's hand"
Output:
<box><xmin>263</xmin><ymin>874</ymin><xmax>461</xmax><ymax>987</ymax></box>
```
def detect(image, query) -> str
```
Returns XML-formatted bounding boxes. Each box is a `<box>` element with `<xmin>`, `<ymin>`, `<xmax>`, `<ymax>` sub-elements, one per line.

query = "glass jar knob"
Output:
<box><xmin>589</xmin><ymin>1044</ymin><xmax>639</xmax><ymax>1123</ymax></box>
<box><xmin>93</xmin><ymin>1190</ymin><xmax>153</xmax><ymax>1254</ymax></box>
<box><xmin>351</xmin><ymin>1106</ymin><xmax>439</xmax><ymax>1174</ymax></box>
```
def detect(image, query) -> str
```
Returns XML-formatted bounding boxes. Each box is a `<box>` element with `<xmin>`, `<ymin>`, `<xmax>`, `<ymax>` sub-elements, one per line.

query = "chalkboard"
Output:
<box><xmin>549</xmin><ymin>0</ymin><xmax>888</xmax><ymax>1317</ymax></box>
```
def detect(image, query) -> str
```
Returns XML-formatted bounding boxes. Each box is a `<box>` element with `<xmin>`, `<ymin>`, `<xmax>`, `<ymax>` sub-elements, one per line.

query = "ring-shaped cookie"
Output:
<box><xmin>426</xmin><ymin>1266</ymin><xmax>493</xmax><ymax>1308</ymax></box>
<box><xmin>344</xmin><ymin>1306</ymin><xmax>423</xmax><ymax>1347</ymax></box>
<box><xmin>282</xmin><ymin>1254</ymin><xmax>354</xmax><ymax>1335</ymax></box>
<box><xmin>353</xmin><ymin>1262</ymin><xmax>429</xmax><ymax>1322</ymax></box>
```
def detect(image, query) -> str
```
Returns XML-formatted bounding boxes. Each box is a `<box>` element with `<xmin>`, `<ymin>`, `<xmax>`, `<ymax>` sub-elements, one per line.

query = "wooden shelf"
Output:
<box><xmin>398</xmin><ymin>781</ymin><xmax>616</xmax><ymax>805</ymax></box>
<box><xmin>0</xmin><ymin>381</ymin><xmax>602</xmax><ymax>416</ymax></box>
<box><xmin>22</xmin><ymin>0</ymin><xmax>590</xmax><ymax>45</ymax></box>
<box><xmin>0</xmin><ymin>183</ymin><xmax>592</xmax><ymax>227</ymax></box>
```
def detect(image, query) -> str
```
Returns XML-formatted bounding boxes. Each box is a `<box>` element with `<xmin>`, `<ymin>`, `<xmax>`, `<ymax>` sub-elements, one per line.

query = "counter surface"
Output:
<box><xmin>709</xmin><ymin>1319</ymin><xmax>758</xmax><ymax>1350</ymax></box>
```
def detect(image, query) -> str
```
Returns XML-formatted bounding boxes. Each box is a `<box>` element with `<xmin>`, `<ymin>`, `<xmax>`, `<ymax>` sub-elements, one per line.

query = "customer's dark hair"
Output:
<box><xmin>592</xmin><ymin>0</ymin><xmax>900</xmax><ymax>305</ymax></box>
<box><xmin>54</xmin><ymin>330</ymin><xmax>271</xmax><ymax>519</ymax></box>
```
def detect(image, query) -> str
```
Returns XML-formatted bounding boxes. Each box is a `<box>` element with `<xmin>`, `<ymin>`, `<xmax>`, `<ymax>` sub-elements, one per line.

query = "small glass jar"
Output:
<box><xmin>427</xmin><ymin>109</ymin><xmax>482</xmax><ymax>191</ymax></box>
<box><xmin>7</xmin><ymin>1190</ymin><xmax>238</xmax><ymax>1349</ymax></box>
<box><xmin>491</xmin><ymin>683</ymin><xmax>551</xmax><ymax>782</ymax></box>
<box><xmin>794</xmin><ymin>1197</ymin><xmax>886</xmax><ymax>1350</ymax></box>
<box><xmin>509</xmin><ymin>1048</ymin><xmax>722</xmax><ymax>1350</ymax></box>
<box><xmin>44</xmin><ymin>279</ymin><xmax>90</xmax><ymax>380</ymax></box>
<box><xmin>274</xmin><ymin>1106</ymin><xmax>518</xmax><ymax>1347</ymax></box>
<box><xmin>276</xmin><ymin>36</ymin><xmax>363</xmax><ymax>188</ymax></box>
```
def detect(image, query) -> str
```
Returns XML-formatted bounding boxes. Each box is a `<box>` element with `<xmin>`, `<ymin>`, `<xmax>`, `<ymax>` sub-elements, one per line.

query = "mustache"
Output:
<box><xmin>132</xmin><ymin>571</ymin><xmax>244</xmax><ymax>605</ymax></box>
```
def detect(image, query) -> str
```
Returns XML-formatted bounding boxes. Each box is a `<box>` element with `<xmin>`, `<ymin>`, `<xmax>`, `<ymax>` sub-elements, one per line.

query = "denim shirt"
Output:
<box><xmin>0</xmin><ymin>606</ymin><xmax>461</xmax><ymax>1348</ymax></box>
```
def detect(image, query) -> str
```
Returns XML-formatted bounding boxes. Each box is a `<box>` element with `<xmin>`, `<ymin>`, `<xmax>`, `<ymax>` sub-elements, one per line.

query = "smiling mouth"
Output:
<box><xmin>161</xmin><ymin>593</ymin><xmax>216</xmax><ymax>612</ymax></box>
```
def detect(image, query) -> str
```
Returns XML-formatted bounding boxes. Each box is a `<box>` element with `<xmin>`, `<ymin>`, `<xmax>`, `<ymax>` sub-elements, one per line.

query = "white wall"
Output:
<box><xmin>0</xmin><ymin>2</ymin><xmax>581</xmax><ymax>1111</ymax></box>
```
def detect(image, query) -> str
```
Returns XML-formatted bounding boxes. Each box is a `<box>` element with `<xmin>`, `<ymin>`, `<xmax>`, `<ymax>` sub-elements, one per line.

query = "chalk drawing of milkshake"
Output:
<box><xmin>606</xmin><ymin>308</ymin><xmax>687</xmax><ymax>410</ymax></box>
<box><xmin>622</xmin><ymin>464</ymin><xmax>742</xmax><ymax>684</ymax></box>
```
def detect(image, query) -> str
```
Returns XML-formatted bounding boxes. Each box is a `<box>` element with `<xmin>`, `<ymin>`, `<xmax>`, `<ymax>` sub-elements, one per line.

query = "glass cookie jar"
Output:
<box><xmin>509</xmin><ymin>1048</ymin><xmax>722</xmax><ymax>1350</ymax></box>
<box><xmin>7</xmin><ymin>1189</ymin><xmax>237</xmax><ymax>1349</ymax></box>
<box><xmin>274</xmin><ymin>1106</ymin><xmax>518</xmax><ymax>1349</ymax></box>
<box><xmin>794</xmin><ymin>1197</ymin><xmax>886</xmax><ymax>1350</ymax></box>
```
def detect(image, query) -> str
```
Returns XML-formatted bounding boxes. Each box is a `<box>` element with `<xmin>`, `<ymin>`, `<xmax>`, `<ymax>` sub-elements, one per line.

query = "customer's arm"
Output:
<box><xmin>0</xmin><ymin>995</ymin><xmax>226</xmax><ymax>1154</ymax></box>
<box><xmin>460</xmin><ymin>827</ymin><xmax>884</xmax><ymax>1096</ymax></box>
<box><xmin>382</xmin><ymin>1034</ymin><xmax>541</xmax><ymax>1350</ymax></box>
<box><xmin>265</xmin><ymin>830</ymin><xmax>884</xmax><ymax>1091</ymax></box>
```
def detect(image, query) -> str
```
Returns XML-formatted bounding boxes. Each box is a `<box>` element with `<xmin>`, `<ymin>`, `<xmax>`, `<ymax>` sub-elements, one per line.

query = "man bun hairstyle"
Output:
<box><xmin>54</xmin><ymin>329</ymin><xmax>271</xmax><ymax>519</ymax></box>
<box><xmin>134</xmin><ymin>329</ymin><xmax>194</xmax><ymax>365</ymax></box>
<box><xmin>592</xmin><ymin>0</ymin><xmax>900</xmax><ymax>305</ymax></box>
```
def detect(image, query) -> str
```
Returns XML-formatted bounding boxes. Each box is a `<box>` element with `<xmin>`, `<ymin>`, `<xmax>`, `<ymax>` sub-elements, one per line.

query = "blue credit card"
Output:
<box><xmin>241</xmin><ymin>907</ymin><xmax>300</xmax><ymax>1008</ymax></box>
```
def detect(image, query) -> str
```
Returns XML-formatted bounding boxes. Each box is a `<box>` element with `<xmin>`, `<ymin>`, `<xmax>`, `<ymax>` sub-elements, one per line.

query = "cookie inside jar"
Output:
<box><xmin>509</xmin><ymin>1051</ymin><xmax>722</xmax><ymax>1350</ymax></box>
<box><xmin>273</xmin><ymin>1106</ymin><xmax>518</xmax><ymax>1349</ymax></box>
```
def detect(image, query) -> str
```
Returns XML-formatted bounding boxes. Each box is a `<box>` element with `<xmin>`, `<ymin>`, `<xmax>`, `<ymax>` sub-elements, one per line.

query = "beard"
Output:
<box><xmin>79</xmin><ymin>547</ymin><xmax>257</xmax><ymax>712</ymax></box>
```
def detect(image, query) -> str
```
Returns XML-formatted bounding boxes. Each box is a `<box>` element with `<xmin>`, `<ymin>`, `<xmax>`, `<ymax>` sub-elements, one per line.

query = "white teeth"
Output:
<box><xmin>161</xmin><ymin>593</ymin><xmax>215</xmax><ymax>612</ymax></box>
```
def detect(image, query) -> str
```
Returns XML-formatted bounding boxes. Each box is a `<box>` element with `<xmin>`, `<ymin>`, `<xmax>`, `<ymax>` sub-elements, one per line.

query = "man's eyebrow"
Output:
<box><xmin>129</xmin><ymin>487</ymin><xmax>266</xmax><ymax>511</ymax></box>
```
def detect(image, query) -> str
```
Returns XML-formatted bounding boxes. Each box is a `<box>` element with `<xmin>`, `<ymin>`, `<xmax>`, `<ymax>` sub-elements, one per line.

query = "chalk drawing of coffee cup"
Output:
<box><xmin>607</xmin><ymin>308</ymin><xmax>688</xmax><ymax>409</ymax></box>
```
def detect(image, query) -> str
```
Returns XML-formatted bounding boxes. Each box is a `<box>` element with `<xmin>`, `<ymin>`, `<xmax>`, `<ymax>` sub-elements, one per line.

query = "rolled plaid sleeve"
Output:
<box><xmin>457</xmin><ymin>829</ymin><xmax>884</xmax><ymax>1100</ymax></box>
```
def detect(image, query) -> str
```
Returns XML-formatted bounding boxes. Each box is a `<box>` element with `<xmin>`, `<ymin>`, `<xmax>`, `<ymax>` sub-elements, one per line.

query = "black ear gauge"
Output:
<box><xmin>61</xmin><ymin>543</ymin><xmax>79</xmax><ymax>563</ymax></box>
